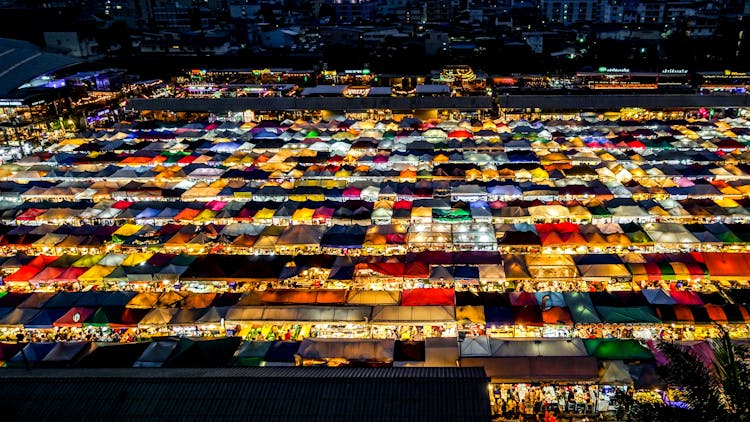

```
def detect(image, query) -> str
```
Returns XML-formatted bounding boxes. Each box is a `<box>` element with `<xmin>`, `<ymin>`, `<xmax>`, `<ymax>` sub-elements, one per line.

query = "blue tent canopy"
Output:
<box><xmin>24</xmin><ymin>308</ymin><xmax>67</xmax><ymax>329</ymax></box>
<box><xmin>642</xmin><ymin>289</ymin><xmax>677</xmax><ymax>305</ymax></box>
<box><xmin>263</xmin><ymin>341</ymin><xmax>301</xmax><ymax>363</ymax></box>
<box><xmin>484</xmin><ymin>306</ymin><xmax>514</xmax><ymax>327</ymax></box>
<box><xmin>534</xmin><ymin>292</ymin><xmax>566</xmax><ymax>308</ymax></box>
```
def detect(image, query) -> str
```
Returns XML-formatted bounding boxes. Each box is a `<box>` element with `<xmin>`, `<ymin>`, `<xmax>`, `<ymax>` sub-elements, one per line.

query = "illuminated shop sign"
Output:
<box><xmin>0</xmin><ymin>100</ymin><xmax>23</xmax><ymax>107</ymax></box>
<box><xmin>597</xmin><ymin>67</ymin><xmax>630</xmax><ymax>73</ymax></box>
<box><xmin>660</xmin><ymin>69</ymin><xmax>688</xmax><ymax>74</ymax></box>
<box><xmin>344</xmin><ymin>86</ymin><xmax>371</xmax><ymax>97</ymax></box>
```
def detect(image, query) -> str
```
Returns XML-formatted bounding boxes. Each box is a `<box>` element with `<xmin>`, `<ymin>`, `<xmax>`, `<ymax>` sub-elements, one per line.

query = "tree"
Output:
<box><xmin>649</xmin><ymin>327</ymin><xmax>750</xmax><ymax>422</ymax></box>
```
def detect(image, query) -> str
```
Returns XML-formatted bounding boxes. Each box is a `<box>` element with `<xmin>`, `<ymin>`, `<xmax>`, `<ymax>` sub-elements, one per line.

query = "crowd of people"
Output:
<box><xmin>1</xmin><ymin>326</ymin><xmax>141</xmax><ymax>343</ymax></box>
<box><xmin>491</xmin><ymin>384</ymin><xmax>600</xmax><ymax>421</ymax></box>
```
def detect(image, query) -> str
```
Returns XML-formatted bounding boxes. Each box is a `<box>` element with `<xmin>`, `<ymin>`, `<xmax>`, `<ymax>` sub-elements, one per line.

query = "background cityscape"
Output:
<box><xmin>0</xmin><ymin>0</ymin><xmax>748</xmax><ymax>75</ymax></box>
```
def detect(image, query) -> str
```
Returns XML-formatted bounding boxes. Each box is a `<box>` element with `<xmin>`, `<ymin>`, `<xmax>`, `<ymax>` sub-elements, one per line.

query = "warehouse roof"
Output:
<box><xmin>129</xmin><ymin>96</ymin><xmax>495</xmax><ymax>112</ymax></box>
<box><xmin>0</xmin><ymin>367</ymin><xmax>491</xmax><ymax>421</ymax></box>
<box><xmin>0</xmin><ymin>38</ymin><xmax>81</xmax><ymax>97</ymax></box>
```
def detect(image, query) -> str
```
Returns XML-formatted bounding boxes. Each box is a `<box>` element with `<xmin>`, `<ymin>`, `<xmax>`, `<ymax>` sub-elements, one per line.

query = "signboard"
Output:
<box><xmin>343</xmin><ymin>86</ymin><xmax>371</xmax><ymax>97</ymax></box>
<box><xmin>440</xmin><ymin>65</ymin><xmax>476</xmax><ymax>82</ymax></box>
<box><xmin>660</xmin><ymin>69</ymin><xmax>688</xmax><ymax>74</ymax></box>
<box><xmin>597</xmin><ymin>67</ymin><xmax>630</xmax><ymax>73</ymax></box>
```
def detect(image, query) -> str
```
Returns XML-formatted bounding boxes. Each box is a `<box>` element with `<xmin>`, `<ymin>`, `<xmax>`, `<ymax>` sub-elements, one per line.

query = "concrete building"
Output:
<box><xmin>330</xmin><ymin>0</ymin><xmax>379</xmax><ymax>23</ymax></box>
<box><xmin>260</xmin><ymin>28</ymin><xmax>299</xmax><ymax>48</ymax></box>
<box><xmin>43</xmin><ymin>32</ymin><xmax>100</xmax><ymax>58</ymax></box>
<box><xmin>541</xmin><ymin>0</ymin><xmax>600</xmax><ymax>24</ymax></box>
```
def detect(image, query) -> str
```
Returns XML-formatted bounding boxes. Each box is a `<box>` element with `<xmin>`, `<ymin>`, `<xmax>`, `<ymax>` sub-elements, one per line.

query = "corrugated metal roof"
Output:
<box><xmin>129</xmin><ymin>96</ymin><xmax>494</xmax><ymax>112</ymax></box>
<box><xmin>0</xmin><ymin>38</ymin><xmax>81</xmax><ymax>96</ymax></box>
<box><xmin>0</xmin><ymin>366</ymin><xmax>486</xmax><ymax>379</ymax></box>
<box><xmin>0</xmin><ymin>367</ymin><xmax>491</xmax><ymax>421</ymax></box>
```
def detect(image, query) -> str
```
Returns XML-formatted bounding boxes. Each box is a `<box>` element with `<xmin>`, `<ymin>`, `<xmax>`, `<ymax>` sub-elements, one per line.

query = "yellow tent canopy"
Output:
<box><xmin>113</xmin><ymin>224</ymin><xmax>142</xmax><ymax>237</ymax></box>
<box><xmin>77</xmin><ymin>265</ymin><xmax>117</xmax><ymax>284</ymax></box>
<box><xmin>121</xmin><ymin>253</ymin><xmax>153</xmax><ymax>266</ymax></box>
<box><xmin>456</xmin><ymin>305</ymin><xmax>486</xmax><ymax>324</ymax></box>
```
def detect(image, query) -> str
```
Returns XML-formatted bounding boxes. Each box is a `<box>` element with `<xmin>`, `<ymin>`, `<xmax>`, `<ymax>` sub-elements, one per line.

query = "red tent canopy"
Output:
<box><xmin>702</xmin><ymin>253</ymin><xmax>750</xmax><ymax>278</ymax></box>
<box><xmin>112</xmin><ymin>201</ymin><xmax>133</xmax><ymax>209</ymax></box>
<box><xmin>448</xmin><ymin>130</ymin><xmax>472</xmax><ymax>139</ymax></box>
<box><xmin>670</xmin><ymin>291</ymin><xmax>704</xmax><ymax>306</ymax></box>
<box><xmin>535</xmin><ymin>222</ymin><xmax>580</xmax><ymax>234</ymax></box>
<box><xmin>16</xmin><ymin>208</ymin><xmax>46</xmax><ymax>221</ymax></box>
<box><xmin>542</xmin><ymin>307</ymin><xmax>573</xmax><ymax>325</ymax></box>
<box><xmin>393</xmin><ymin>200</ymin><xmax>413</xmax><ymax>210</ymax></box>
<box><xmin>673</xmin><ymin>305</ymin><xmax>695</xmax><ymax>322</ymax></box>
<box><xmin>400</xmin><ymin>288</ymin><xmax>455</xmax><ymax>306</ymax></box>
<box><xmin>109</xmin><ymin>308</ymin><xmax>150</xmax><ymax>328</ymax></box>
<box><xmin>4</xmin><ymin>265</ymin><xmax>45</xmax><ymax>283</ymax></box>
<box><xmin>704</xmin><ymin>304</ymin><xmax>728</xmax><ymax>323</ymax></box>
<box><xmin>509</xmin><ymin>292</ymin><xmax>538</xmax><ymax>307</ymax></box>
<box><xmin>512</xmin><ymin>306</ymin><xmax>544</xmax><ymax>326</ymax></box>
<box><xmin>367</xmin><ymin>262</ymin><xmax>429</xmax><ymax>278</ymax></box>
<box><xmin>54</xmin><ymin>307</ymin><xmax>97</xmax><ymax>327</ymax></box>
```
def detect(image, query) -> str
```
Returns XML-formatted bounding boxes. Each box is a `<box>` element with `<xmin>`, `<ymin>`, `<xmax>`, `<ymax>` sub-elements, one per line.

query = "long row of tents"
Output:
<box><xmin>1</xmin><ymin>288</ymin><xmax>749</xmax><ymax>332</ymax></box>
<box><xmin>3</xmin><ymin>251</ymin><xmax>750</xmax><ymax>288</ymax></box>
<box><xmin>0</xmin><ymin>336</ymin><xmax>651</xmax><ymax>381</ymax></box>
<box><xmin>5</xmin><ymin>197</ymin><xmax>750</xmax><ymax>226</ymax></box>
<box><xmin>5</xmin><ymin>220</ymin><xmax>750</xmax><ymax>256</ymax></box>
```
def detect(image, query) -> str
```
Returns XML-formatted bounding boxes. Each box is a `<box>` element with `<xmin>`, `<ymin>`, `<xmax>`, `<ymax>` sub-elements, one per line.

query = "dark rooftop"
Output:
<box><xmin>0</xmin><ymin>367</ymin><xmax>491</xmax><ymax>421</ymax></box>
<box><xmin>498</xmin><ymin>94</ymin><xmax>750</xmax><ymax>110</ymax></box>
<box><xmin>0</xmin><ymin>38</ymin><xmax>81</xmax><ymax>97</ymax></box>
<box><xmin>129</xmin><ymin>96</ymin><xmax>495</xmax><ymax>112</ymax></box>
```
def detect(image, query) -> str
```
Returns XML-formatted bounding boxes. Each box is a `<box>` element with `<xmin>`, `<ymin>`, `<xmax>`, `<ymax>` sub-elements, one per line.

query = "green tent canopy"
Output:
<box><xmin>84</xmin><ymin>307</ymin><xmax>124</xmax><ymax>327</ymax></box>
<box><xmin>564</xmin><ymin>292</ymin><xmax>601</xmax><ymax>324</ymax></box>
<box><xmin>627</xmin><ymin>231</ymin><xmax>651</xmax><ymax>244</ymax></box>
<box><xmin>716</xmin><ymin>231</ymin><xmax>743</xmax><ymax>244</ymax></box>
<box><xmin>232</xmin><ymin>341</ymin><xmax>273</xmax><ymax>367</ymax></box>
<box><xmin>584</xmin><ymin>339</ymin><xmax>654</xmax><ymax>361</ymax></box>
<box><xmin>595</xmin><ymin>306</ymin><xmax>661</xmax><ymax>324</ymax></box>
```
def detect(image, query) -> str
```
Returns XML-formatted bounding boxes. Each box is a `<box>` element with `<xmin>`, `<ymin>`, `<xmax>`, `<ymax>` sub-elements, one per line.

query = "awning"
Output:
<box><xmin>456</xmin><ymin>305</ymin><xmax>485</xmax><ymax>324</ymax></box>
<box><xmin>459</xmin><ymin>336</ymin><xmax>491</xmax><ymax>357</ymax></box>
<box><xmin>642</xmin><ymin>289</ymin><xmax>677</xmax><ymax>305</ymax></box>
<box><xmin>484</xmin><ymin>306</ymin><xmax>514</xmax><ymax>327</ymax></box>
<box><xmin>564</xmin><ymin>292</ymin><xmax>601</xmax><ymax>324</ymax></box>
<box><xmin>599</xmin><ymin>360</ymin><xmax>635</xmax><ymax>385</ymax></box>
<box><xmin>401</xmin><ymin>288</ymin><xmax>455</xmax><ymax>306</ymax></box>
<box><xmin>595</xmin><ymin>306</ymin><xmax>661</xmax><ymax>324</ymax></box>
<box><xmin>296</xmin><ymin>338</ymin><xmax>395</xmax><ymax>362</ymax></box>
<box><xmin>346</xmin><ymin>290</ymin><xmax>401</xmax><ymax>305</ymax></box>
<box><xmin>53</xmin><ymin>307</ymin><xmax>96</xmax><ymax>327</ymax></box>
<box><xmin>702</xmin><ymin>253</ymin><xmax>750</xmax><ymax>280</ymax></box>
<box><xmin>512</xmin><ymin>306</ymin><xmax>543</xmax><ymax>326</ymax></box>
<box><xmin>489</xmin><ymin>339</ymin><xmax>588</xmax><ymax>357</ymax></box>
<box><xmin>542</xmin><ymin>307</ymin><xmax>573</xmax><ymax>325</ymax></box>
<box><xmin>655</xmin><ymin>305</ymin><xmax>694</xmax><ymax>323</ymax></box>
<box><xmin>461</xmin><ymin>356</ymin><xmax>599</xmax><ymax>383</ymax></box>
<box><xmin>584</xmin><ymin>339</ymin><xmax>654</xmax><ymax>360</ymax></box>
<box><xmin>371</xmin><ymin>306</ymin><xmax>455</xmax><ymax>323</ymax></box>
<box><xmin>233</xmin><ymin>341</ymin><xmax>272</xmax><ymax>367</ymax></box>
<box><xmin>259</xmin><ymin>306</ymin><xmax>371</xmax><ymax>323</ymax></box>
<box><xmin>260</xmin><ymin>289</ymin><xmax>347</xmax><ymax>305</ymax></box>
<box><xmin>722</xmin><ymin>304</ymin><xmax>750</xmax><ymax>323</ymax></box>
